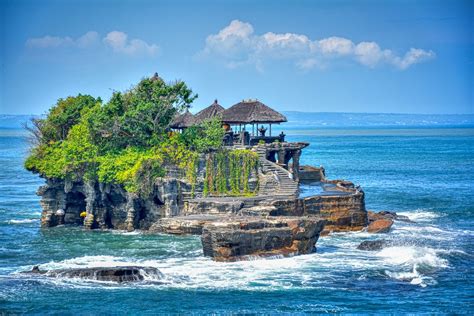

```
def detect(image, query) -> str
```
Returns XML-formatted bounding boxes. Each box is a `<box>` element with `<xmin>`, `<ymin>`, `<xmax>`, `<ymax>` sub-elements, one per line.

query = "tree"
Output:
<box><xmin>87</xmin><ymin>76</ymin><xmax>197</xmax><ymax>151</ymax></box>
<box><xmin>182</xmin><ymin>117</ymin><xmax>225</xmax><ymax>152</ymax></box>
<box><xmin>29</xmin><ymin>95</ymin><xmax>100</xmax><ymax>145</ymax></box>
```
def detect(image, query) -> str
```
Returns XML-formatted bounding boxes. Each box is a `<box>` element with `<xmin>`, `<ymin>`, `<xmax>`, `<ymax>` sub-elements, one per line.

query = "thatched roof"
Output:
<box><xmin>170</xmin><ymin>110</ymin><xmax>194</xmax><ymax>129</ymax></box>
<box><xmin>222</xmin><ymin>99</ymin><xmax>287</xmax><ymax>124</ymax></box>
<box><xmin>193</xmin><ymin>99</ymin><xmax>225</xmax><ymax>124</ymax></box>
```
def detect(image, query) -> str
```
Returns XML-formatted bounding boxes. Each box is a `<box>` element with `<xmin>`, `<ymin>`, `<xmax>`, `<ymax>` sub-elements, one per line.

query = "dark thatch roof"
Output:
<box><xmin>221</xmin><ymin>100</ymin><xmax>287</xmax><ymax>124</ymax></box>
<box><xmin>170</xmin><ymin>110</ymin><xmax>195</xmax><ymax>129</ymax></box>
<box><xmin>193</xmin><ymin>99</ymin><xmax>225</xmax><ymax>124</ymax></box>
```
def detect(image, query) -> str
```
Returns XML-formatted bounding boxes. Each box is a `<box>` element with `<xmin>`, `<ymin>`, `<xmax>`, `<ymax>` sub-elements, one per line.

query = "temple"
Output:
<box><xmin>171</xmin><ymin>98</ymin><xmax>310</xmax><ymax>181</ymax></box>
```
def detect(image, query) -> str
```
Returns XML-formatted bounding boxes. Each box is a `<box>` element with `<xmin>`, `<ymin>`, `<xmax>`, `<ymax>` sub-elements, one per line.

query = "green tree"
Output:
<box><xmin>88</xmin><ymin>76</ymin><xmax>197</xmax><ymax>151</ymax></box>
<box><xmin>30</xmin><ymin>95</ymin><xmax>100</xmax><ymax>145</ymax></box>
<box><xmin>182</xmin><ymin>117</ymin><xmax>224</xmax><ymax>152</ymax></box>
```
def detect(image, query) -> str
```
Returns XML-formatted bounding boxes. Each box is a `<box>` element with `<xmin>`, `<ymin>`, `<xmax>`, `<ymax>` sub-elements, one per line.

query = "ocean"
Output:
<box><xmin>0</xmin><ymin>118</ymin><xmax>473</xmax><ymax>314</ymax></box>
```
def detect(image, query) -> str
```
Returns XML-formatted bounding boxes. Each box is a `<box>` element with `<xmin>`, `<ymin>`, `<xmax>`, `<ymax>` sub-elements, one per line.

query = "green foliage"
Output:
<box><xmin>97</xmin><ymin>147</ymin><xmax>164</xmax><ymax>193</ymax></box>
<box><xmin>87</xmin><ymin>77</ymin><xmax>197</xmax><ymax>151</ymax></box>
<box><xmin>25</xmin><ymin>119</ymin><xmax>98</xmax><ymax>180</ymax></box>
<box><xmin>25</xmin><ymin>142</ymin><xmax>67</xmax><ymax>179</ymax></box>
<box><xmin>25</xmin><ymin>74</ymin><xmax>200</xmax><ymax>195</ymax></box>
<box><xmin>181</xmin><ymin>117</ymin><xmax>224</xmax><ymax>152</ymax></box>
<box><xmin>62</xmin><ymin>122</ymin><xmax>99</xmax><ymax>179</ymax></box>
<box><xmin>36</xmin><ymin>95</ymin><xmax>100</xmax><ymax>144</ymax></box>
<box><xmin>203</xmin><ymin>149</ymin><xmax>259</xmax><ymax>197</ymax></box>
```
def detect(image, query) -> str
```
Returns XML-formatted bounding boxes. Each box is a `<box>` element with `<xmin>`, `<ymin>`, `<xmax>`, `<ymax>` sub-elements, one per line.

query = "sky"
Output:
<box><xmin>0</xmin><ymin>0</ymin><xmax>472</xmax><ymax>115</ymax></box>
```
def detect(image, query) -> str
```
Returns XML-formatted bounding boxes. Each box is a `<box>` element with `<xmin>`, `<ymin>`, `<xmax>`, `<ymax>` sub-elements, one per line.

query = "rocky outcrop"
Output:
<box><xmin>181</xmin><ymin>179</ymin><xmax>367</xmax><ymax>235</ymax></box>
<box><xmin>149</xmin><ymin>214</ymin><xmax>224</xmax><ymax>235</ymax></box>
<box><xmin>368</xmin><ymin>210</ymin><xmax>412</xmax><ymax>223</ymax></box>
<box><xmin>364</xmin><ymin>210</ymin><xmax>415</xmax><ymax>234</ymax></box>
<box><xmin>357</xmin><ymin>240</ymin><xmax>388</xmax><ymax>251</ymax></box>
<box><xmin>201</xmin><ymin>216</ymin><xmax>326</xmax><ymax>261</ymax></box>
<box><xmin>151</xmin><ymin>215</ymin><xmax>326</xmax><ymax>261</ymax></box>
<box><xmin>299</xmin><ymin>165</ymin><xmax>325</xmax><ymax>183</ymax></box>
<box><xmin>367</xmin><ymin>219</ymin><xmax>393</xmax><ymax>233</ymax></box>
<box><xmin>27</xmin><ymin>265</ymin><xmax>163</xmax><ymax>283</ymax></box>
<box><xmin>268</xmin><ymin>181</ymin><xmax>367</xmax><ymax>234</ymax></box>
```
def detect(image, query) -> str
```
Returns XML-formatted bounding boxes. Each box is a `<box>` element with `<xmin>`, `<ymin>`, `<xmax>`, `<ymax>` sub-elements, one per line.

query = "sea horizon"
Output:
<box><xmin>2</xmin><ymin>112</ymin><xmax>474</xmax><ymax>130</ymax></box>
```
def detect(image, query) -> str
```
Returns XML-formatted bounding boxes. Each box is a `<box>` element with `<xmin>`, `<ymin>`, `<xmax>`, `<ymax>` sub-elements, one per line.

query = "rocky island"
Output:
<box><xmin>25</xmin><ymin>73</ymin><xmax>381</xmax><ymax>264</ymax></box>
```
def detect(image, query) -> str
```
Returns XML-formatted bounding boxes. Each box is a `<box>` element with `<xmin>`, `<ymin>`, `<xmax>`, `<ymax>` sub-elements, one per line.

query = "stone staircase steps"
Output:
<box><xmin>255</xmin><ymin>147</ymin><xmax>298</xmax><ymax>197</ymax></box>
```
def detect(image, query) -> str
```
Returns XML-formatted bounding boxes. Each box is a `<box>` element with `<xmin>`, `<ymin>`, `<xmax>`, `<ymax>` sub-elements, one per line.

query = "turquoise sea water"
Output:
<box><xmin>1</xmin><ymin>126</ymin><xmax>473</xmax><ymax>314</ymax></box>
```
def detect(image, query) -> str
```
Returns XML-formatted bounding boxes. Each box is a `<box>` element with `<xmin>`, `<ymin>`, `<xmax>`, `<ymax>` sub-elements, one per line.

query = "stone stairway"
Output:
<box><xmin>255</xmin><ymin>147</ymin><xmax>299</xmax><ymax>197</ymax></box>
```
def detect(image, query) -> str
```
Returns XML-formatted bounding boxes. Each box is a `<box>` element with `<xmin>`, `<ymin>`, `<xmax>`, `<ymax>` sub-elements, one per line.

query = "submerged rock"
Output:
<box><xmin>357</xmin><ymin>239</ymin><xmax>388</xmax><ymax>251</ymax></box>
<box><xmin>367</xmin><ymin>219</ymin><xmax>393</xmax><ymax>233</ymax></box>
<box><xmin>27</xmin><ymin>265</ymin><xmax>163</xmax><ymax>283</ymax></box>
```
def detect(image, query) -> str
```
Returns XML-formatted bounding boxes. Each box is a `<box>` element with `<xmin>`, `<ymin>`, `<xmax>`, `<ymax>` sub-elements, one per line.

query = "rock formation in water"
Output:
<box><xmin>27</xmin><ymin>265</ymin><xmax>163</xmax><ymax>283</ymax></box>
<box><xmin>201</xmin><ymin>216</ymin><xmax>326</xmax><ymax>261</ymax></box>
<box><xmin>357</xmin><ymin>240</ymin><xmax>388</xmax><ymax>251</ymax></box>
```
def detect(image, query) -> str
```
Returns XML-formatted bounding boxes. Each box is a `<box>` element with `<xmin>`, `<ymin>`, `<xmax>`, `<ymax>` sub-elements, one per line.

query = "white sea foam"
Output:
<box><xmin>7</xmin><ymin>218</ymin><xmax>39</xmax><ymax>224</ymax></box>
<box><xmin>109</xmin><ymin>230</ymin><xmax>142</xmax><ymax>235</ymax></box>
<box><xmin>396</xmin><ymin>209</ymin><xmax>442</xmax><ymax>222</ymax></box>
<box><xmin>376</xmin><ymin>246</ymin><xmax>447</xmax><ymax>287</ymax></box>
<box><xmin>377</xmin><ymin>246</ymin><xmax>447</xmax><ymax>267</ymax></box>
<box><xmin>392</xmin><ymin>225</ymin><xmax>454</xmax><ymax>241</ymax></box>
<box><xmin>385</xmin><ymin>265</ymin><xmax>436</xmax><ymax>288</ymax></box>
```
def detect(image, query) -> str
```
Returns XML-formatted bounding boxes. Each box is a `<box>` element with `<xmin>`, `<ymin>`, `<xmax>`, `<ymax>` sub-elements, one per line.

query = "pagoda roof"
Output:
<box><xmin>193</xmin><ymin>99</ymin><xmax>225</xmax><ymax>124</ymax></box>
<box><xmin>221</xmin><ymin>99</ymin><xmax>287</xmax><ymax>124</ymax></box>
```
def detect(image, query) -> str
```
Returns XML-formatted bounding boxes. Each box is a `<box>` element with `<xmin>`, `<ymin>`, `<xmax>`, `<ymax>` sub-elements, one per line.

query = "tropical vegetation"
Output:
<box><xmin>25</xmin><ymin>75</ymin><xmax>258</xmax><ymax>196</ymax></box>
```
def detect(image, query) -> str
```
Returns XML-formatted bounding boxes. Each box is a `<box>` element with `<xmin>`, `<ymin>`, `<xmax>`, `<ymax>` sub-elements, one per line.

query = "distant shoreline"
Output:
<box><xmin>1</xmin><ymin>113</ymin><xmax>473</xmax><ymax>130</ymax></box>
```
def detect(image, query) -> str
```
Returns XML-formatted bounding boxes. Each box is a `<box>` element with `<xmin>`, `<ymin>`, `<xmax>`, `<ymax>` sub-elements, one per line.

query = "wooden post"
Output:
<box><xmin>269</xmin><ymin>123</ymin><xmax>272</xmax><ymax>136</ymax></box>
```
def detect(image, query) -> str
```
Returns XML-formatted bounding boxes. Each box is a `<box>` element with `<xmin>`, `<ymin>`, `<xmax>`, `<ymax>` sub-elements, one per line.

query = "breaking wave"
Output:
<box><xmin>6</xmin><ymin>218</ymin><xmax>39</xmax><ymax>224</ymax></box>
<box><xmin>396</xmin><ymin>209</ymin><xmax>442</xmax><ymax>222</ymax></box>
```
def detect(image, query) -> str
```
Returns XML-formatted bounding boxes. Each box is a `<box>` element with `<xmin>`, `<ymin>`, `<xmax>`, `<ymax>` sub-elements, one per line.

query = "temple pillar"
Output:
<box><xmin>277</xmin><ymin>148</ymin><xmax>286</xmax><ymax>165</ymax></box>
<box><xmin>292</xmin><ymin>149</ymin><xmax>301</xmax><ymax>182</ymax></box>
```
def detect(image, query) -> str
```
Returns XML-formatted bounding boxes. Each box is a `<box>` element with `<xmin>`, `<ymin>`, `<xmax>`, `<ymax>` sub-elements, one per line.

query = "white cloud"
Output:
<box><xmin>354</xmin><ymin>42</ymin><xmax>384</xmax><ymax>67</ymax></box>
<box><xmin>199</xmin><ymin>20</ymin><xmax>435</xmax><ymax>71</ymax></box>
<box><xmin>202</xmin><ymin>20</ymin><xmax>255</xmax><ymax>64</ymax></box>
<box><xmin>103</xmin><ymin>31</ymin><xmax>159</xmax><ymax>56</ymax></box>
<box><xmin>103</xmin><ymin>31</ymin><xmax>158</xmax><ymax>56</ymax></box>
<box><xmin>26</xmin><ymin>31</ymin><xmax>159</xmax><ymax>57</ymax></box>
<box><xmin>318</xmin><ymin>37</ymin><xmax>354</xmax><ymax>56</ymax></box>
<box><xmin>76</xmin><ymin>31</ymin><xmax>100</xmax><ymax>48</ymax></box>
<box><xmin>390</xmin><ymin>48</ymin><xmax>436</xmax><ymax>70</ymax></box>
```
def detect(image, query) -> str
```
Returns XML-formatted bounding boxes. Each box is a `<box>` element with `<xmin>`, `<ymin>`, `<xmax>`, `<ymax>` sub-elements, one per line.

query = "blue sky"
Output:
<box><xmin>1</xmin><ymin>0</ymin><xmax>472</xmax><ymax>115</ymax></box>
